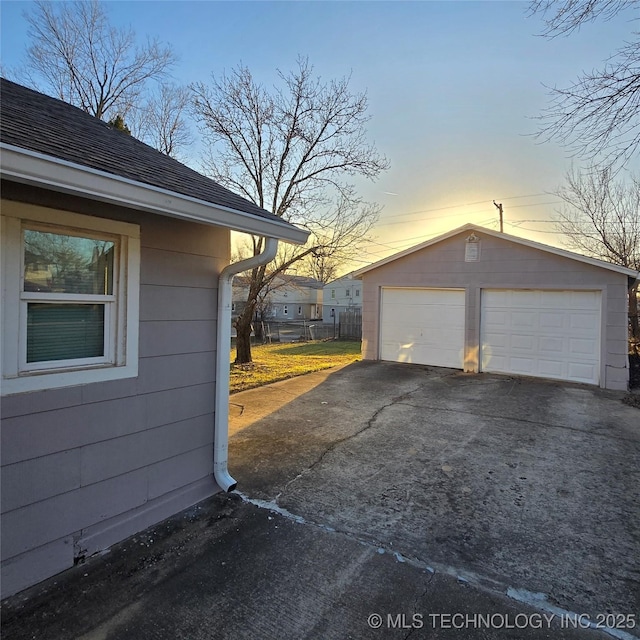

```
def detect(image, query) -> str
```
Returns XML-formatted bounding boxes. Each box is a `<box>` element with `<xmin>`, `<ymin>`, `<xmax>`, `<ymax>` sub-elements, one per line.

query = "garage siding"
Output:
<box><xmin>360</xmin><ymin>230</ymin><xmax>631</xmax><ymax>390</ymax></box>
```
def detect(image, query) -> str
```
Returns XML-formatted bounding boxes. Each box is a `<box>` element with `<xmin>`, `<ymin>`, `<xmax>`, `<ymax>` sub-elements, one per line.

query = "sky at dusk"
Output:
<box><xmin>1</xmin><ymin>1</ymin><xmax>638</xmax><ymax>269</ymax></box>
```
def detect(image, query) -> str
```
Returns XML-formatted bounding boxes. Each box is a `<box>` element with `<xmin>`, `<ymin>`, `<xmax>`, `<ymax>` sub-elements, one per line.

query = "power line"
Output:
<box><xmin>378</xmin><ymin>192</ymin><xmax>551</xmax><ymax>221</ymax></box>
<box><xmin>376</xmin><ymin>200</ymin><xmax>562</xmax><ymax>227</ymax></box>
<box><xmin>503</xmin><ymin>221</ymin><xmax>602</xmax><ymax>237</ymax></box>
<box><xmin>365</xmin><ymin>217</ymin><xmax>498</xmax><ymax>256</ymax></box>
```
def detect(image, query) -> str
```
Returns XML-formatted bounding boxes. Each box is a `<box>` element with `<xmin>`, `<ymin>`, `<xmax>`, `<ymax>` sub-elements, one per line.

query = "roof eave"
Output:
<box><xmin>0</xmin><ymin>143</ymin><xmax>310</xmax><ymax>245</ymax></box>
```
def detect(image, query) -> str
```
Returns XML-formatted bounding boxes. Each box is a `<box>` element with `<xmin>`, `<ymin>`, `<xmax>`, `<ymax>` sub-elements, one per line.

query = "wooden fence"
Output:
<box><xmin>338</xmin><ymin>309</ymin><xmax>362</xmax><ymax>340</ymax></box>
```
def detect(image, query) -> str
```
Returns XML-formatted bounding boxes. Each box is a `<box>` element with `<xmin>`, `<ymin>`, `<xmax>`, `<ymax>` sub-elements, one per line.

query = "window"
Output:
<box><xmin>22</xmin><ymin>228</ymin><xmax>116</xmax><ymax>369</ymax></box>
<box><xmin>346</xmin><ymin>288</ymin><xmax>351</xmax><ymax>297</ymax></box>
<box><xmin>355</xmin><ymin>289</ymin><xmax>360</xmax><ymax>297</ymax></box>
<box><xmin>331</xmin><ymin>289</ymin><xmax>336</xmax><ymax>299</ymax></box>
<box><xmin>2</xmin><ymin>202</ymin><xmax>140</xmax><ymax>395</ymax></box>
<box><xmin>297</xmin><ymin>306</ymin><xmax>302</xmax><ymax>315</ymax></box>
<box><xmin>283</xmin><ymin>305</ymin><xmax>288</xmax><ymax>316</ymax></box>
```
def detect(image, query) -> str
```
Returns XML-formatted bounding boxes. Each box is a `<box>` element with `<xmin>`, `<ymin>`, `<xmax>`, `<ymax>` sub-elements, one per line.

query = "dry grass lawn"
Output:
<box><xmin>229</xmin><ymin>340</ymin><xmax>361</xmax><ymax>393</ymax></box>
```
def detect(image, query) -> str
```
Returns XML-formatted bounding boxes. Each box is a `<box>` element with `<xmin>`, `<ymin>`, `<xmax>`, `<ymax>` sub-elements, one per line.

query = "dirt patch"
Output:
<box><xmin>623</xmin><ymin>394</ymin><xmax>640</xmax><ymax>409</ymax></box>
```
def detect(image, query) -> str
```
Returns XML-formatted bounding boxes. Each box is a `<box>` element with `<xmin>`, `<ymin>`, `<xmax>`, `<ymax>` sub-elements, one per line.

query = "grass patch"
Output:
<box><xmin>230</xmin><ymin>340</ymin><xmax>361</xmax><ymax>393</ymax></box>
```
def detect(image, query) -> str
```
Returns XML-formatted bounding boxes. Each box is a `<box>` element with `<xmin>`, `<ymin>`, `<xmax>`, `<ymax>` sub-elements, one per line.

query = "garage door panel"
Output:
<box><xmin>511</xmin><ymin>334</ymin><xmax>536</xmax><ymax>351</ymax></box>
<box><xmin>539</xmin><ymin>312</ymin><xmax>565</xmax><ymax>329</ymax></box>
<box><xmin>569</xmin><ymin>363</ymin><xmax>598</xmax><ymax>383</ymax></box>
<box><xmin>568</xmin><ymin>290</ymin><xmax>601</xmax><ymax>309</ymax></box>
<box><xmin>483</xmin><ymin>332</ymin><xmax>508</xmax><ymax>349</ymax></box>
<box><xmin>380</xmin><ymin>288</ymin><xmax>465</xmax><ymax>369</ymax></box>
<box><xmin>540</xmin><ymin>291</ymin><xmax>566</xmax><ymax>307</ymax></box>
<box><xmin>539</xmin><ymin>337</ymin><xmax>563</xmax><ymax>354</ymax></box>
<box><xmin>481</xmin><ymin>289</ymin><xmax>600</xmax><ymax>385</ymax></box>
<box><xmin>511</xmin><ymin>291</ymin><xmax>540</xmax><ymax>307</ymax></box>
<box><xmin>538</xmin><ymin>360</ymin><xmax>564</xmax><ymax>378</ymax></box>
<box><xmin>510</xmin><ymin>357</ymin><xmax>536</xmax><ymax>374</ymax></box>
<box><xmin>570</xmin><ymin>338</ymin><xmax>598</xmax><ymax>356</ymax></box>
<box><xmin>483</xmin><ymin>310</ymin><xmax>508</xmax><ymax>327</ymax></box>
<box><xmin>570</xmin><ymin>313</ymin><xmax>598</xmax><ymax>332</ymax></box>
<box><xmin>511</xmin><ymin>312</ymin><xmax>536</xmax><ymax>329</ymax></box>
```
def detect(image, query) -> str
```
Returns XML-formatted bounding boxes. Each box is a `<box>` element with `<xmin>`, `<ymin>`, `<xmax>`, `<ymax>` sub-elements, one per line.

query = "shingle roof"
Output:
<box><xmin>0</xmin><ymin>78</ymin><xmax>279</xmax><ymax>223</ymax></box>
<box><xmin>287</xmin><ymin>275</ymin><xmax>324</xmax><ymax>289</ymax></box>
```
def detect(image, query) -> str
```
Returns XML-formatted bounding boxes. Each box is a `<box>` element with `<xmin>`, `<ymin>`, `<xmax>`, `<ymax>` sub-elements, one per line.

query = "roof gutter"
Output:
<box><xmin>214</xmin><ymin>237</ymin><xmax>279</xmax><ymax>491</ymax></box>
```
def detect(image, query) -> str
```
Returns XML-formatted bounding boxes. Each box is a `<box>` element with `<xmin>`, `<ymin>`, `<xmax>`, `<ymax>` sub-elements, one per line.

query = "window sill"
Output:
<box><xmin>1</xmin><ymin>362</ymin><xmax>138</xmax><ymax>396</ymax></box>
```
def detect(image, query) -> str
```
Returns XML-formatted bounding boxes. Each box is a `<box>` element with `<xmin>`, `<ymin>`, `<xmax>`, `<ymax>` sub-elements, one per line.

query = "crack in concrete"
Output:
<box><xmin>393</xmin><ymin>401</ymin><xmax>640</xmax><ymax>445</ymax></box>
<box><xmin>403</xmin><ymin>573</ymin><xmax>435</xmax><ymax>640</ymax></box>
<box><xmin>273</xmin><ymin>383</ymin><xmax>425</xmax><ymax>502</ymax></box>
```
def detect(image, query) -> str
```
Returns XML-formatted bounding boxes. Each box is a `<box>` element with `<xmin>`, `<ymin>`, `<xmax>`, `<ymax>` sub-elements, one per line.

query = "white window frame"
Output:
<box><xmin>355</xmin><ymin>289</ymin><xmax>360</xmax><ymax>297</ymax></box>
<box><xmin>2</xmin><ymin>201</ymin><xmax>140</xmax><ymax>395</ymax></box>
<box><xmin>20</xmin><ymin>223</ymin><xmax>119</xmax><ymax>372</ymax></box>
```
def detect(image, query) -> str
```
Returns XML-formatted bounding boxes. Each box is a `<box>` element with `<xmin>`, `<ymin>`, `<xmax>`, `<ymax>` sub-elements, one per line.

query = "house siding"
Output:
<box><xmin>1</xmin><ymin>184</ymin><xmax>228</xmax><ymax>597</ymax></box>
<box><xmin>322</xmin><ymin>276</ymin><xmax>362</xmax><ymax>323</ymax></box>
<box><xmin>232</xmin><ymin>277</ymin><xmax>323</xmax><ymax>321</ymax></box>
<box><xmin>361</xmin><ymin>232</ymin><xmax>631</xmax><ymax>391</ymax></box>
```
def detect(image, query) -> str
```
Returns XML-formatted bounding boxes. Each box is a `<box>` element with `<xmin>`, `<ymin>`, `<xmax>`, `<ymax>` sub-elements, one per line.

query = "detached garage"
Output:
<box><xmin>355</xmin><ymin>224</ymin><xmax>638</xmax><ymax>390</ymax></box>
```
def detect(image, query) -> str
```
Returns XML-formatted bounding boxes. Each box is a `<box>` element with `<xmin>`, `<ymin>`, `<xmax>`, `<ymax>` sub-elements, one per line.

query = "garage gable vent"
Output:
<box><xmin>465</xmin><ymin>232</ymin><xmax>481</xmax><ymax>262</ymax></box>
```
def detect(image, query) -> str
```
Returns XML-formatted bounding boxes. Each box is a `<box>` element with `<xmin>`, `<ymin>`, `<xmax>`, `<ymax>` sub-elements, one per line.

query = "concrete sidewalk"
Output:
<box><xmin>228</xmin><ymin>364</ymin><xmax>348</xmax><ymax>436</ymax></box>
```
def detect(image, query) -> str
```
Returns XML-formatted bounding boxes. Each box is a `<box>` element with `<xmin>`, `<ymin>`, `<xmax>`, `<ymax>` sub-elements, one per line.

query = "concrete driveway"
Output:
<box><xmin>3</xmin><ymin>361</ymin><xmax>638</xmax><ymax>640</ymax></box>
<box><xmin>229</xmin><ymin>361</ymin><xmax>640</xmax><ymax>634</ymax></box>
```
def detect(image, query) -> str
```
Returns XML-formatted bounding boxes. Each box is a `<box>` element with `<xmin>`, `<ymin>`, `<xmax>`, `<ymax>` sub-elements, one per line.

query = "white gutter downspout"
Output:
<box><xmin>214</xmin><ymin>237</ymin><xmax>279</xmax><ymax>491</ymax></box>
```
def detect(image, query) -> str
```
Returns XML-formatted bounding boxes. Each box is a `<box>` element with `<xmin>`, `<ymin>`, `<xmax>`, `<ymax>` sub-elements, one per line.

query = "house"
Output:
<box><xmin>0</xmin><ymin>79</ymin><xmax>308</xmax><ymax>598</ymax></box>
<box><xmin>233</xmin><ymin>275</ymin><xmax>322</xmax><ymax>321</ymax></box>
<box><xmin>354</xmin><ymin>224</ymin><xmax>638</xmax><ymax>390</ymax></box>
<box><xmin>322</xmin><ymin>273</ymin><xmax>362</xmax><ymax>323</ymax></box>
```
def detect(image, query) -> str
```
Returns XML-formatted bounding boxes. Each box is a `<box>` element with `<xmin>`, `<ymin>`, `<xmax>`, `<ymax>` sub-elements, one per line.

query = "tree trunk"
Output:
<box><xmin>234</xmin><ymin>301</ymin><xmax>256</xmax><ymax>364</ymax></box>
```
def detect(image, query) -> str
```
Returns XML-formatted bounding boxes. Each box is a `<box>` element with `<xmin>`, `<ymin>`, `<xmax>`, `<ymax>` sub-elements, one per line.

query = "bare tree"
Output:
<box><xmin>553</xmin><ymin>166</ymin><xmax>640</xmax><ymax>336</ymax></box>
<box><xmin>529</xmin><ymin>0</ymin><xmax>640</xmax><ymax>171</ymax></box>
<box><xmin>300</xmin><ymin>251</ymin><xmax>342</xmax><ymax>285</ymax></box>
<box><xmin>131</xmin><ymin>84</ymin><xmax>193</xmax><ymax>159</ymax></box>
<box><xmin>24</xmin><ymin>0</ymin><xmax>175</xmax><ymax>121</ymax></box>
<box><xmin>192</xmin><ymin>57</ymin><xmax>389</xmax><ymax>363</ymax></box>
<box><xmin>530</xmin><ymin>0</ymin><xmax>633</xmax><ymax>35</ymax></box>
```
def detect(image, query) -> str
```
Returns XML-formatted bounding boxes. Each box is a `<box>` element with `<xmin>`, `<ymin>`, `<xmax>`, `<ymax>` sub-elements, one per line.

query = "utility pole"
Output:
<box><xmin>493</xmin><ymin>200</ymin><xmax>503</xmax><ymax>232</ymax></box>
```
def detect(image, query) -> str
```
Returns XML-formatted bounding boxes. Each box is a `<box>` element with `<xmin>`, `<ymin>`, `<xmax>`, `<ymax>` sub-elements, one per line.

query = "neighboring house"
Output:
<box><xmin>233</xmin><ymin>275</ymin><xmax>323</xmax><ymax>321</ymax></box>
<box><xmin>354</xmin><ymin>224</ymin><xmax>638</xmax><ymax>391</ymax></box>
<box><xmin>0</xmin><ymin>79</ymin><xmax>308</xmax><ymax>598</ymax></box>
<box><xmin>322</xmin><ymin>273</ymin><xmax>362</xmax><ymax>323</ymax></box>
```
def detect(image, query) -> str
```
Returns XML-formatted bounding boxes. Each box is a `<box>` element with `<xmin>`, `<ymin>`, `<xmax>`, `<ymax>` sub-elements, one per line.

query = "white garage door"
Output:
<box><xmin>481</xmin><ymin>290</ymin><xmax>601</xmax><ymax>385</ymax></box>
<box><xmin>380</xmin><ymin>288</ymin><xmax>465</xmax><ymax>369</ymax></box>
